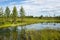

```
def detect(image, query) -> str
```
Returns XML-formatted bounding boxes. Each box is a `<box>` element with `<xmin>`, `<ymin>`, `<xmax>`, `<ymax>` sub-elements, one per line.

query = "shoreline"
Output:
<box><xmin>0</xmin><ymin>21</ymin><xmax>60</xmax><ymax>28</ymax></box>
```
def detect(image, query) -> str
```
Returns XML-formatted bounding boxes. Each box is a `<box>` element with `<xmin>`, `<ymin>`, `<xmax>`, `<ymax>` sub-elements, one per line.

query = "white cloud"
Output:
<box><xmin>24</xmin><ymin>0</ymin><xmax>60</xmax><ymax>16</ymax></box>
<box><xmin>3</xmin><ymin>0</ymin><xmax>60</xmax><ymax>16</ymax></box>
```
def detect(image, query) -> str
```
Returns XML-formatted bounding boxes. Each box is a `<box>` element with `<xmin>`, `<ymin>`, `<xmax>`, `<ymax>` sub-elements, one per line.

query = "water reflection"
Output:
<box><xmin>18</xmin><ymin>23</ymin><xmax>60</xmax><ymax>30</ymax></box>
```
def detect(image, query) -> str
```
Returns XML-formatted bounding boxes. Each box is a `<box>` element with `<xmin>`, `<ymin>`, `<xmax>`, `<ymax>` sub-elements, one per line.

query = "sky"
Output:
<box><xmin>0</xmin><ymin>0</ymin><xmax>60</xmax><ymax>17</ymax></box>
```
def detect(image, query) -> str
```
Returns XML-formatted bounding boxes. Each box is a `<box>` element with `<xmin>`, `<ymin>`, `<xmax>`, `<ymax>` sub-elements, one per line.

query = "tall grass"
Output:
<box><xmin>0</xmin><ymin>27</ymin><xmax>60</xmax><ymax>40</ymax></box>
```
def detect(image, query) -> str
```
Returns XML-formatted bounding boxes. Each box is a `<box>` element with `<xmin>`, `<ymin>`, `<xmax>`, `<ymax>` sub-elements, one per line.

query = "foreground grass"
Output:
<box><xmin>0</xmin><ymin>28</ymin><xmax>60</xmax><ymax>40</ymax></box>
<box><xmin>25</xmin><ymin>29</ymin><xmax>60</xmax><ymax>40</ymax></box>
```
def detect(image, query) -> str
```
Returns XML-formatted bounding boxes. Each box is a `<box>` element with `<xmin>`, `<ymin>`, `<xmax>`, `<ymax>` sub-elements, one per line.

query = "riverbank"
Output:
<box><xmin>0</xmin><ymin>18</ymin><xmax>60</xmax><ymax>28</ymax></box>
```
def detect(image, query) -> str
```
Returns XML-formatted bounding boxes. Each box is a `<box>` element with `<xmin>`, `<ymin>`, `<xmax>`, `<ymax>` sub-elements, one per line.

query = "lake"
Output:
<box><xmin>17</xmin><ymin>23</ymin><xmax>60</xmax><ymax>30</ymax></box>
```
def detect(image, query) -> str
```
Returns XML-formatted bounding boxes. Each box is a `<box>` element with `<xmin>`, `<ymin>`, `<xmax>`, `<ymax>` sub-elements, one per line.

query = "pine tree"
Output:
<box><xmin>20</xmin><ymin>6</ymin><xmax>25</xmax><ymax>22</ymax></box>
<box><xmin>5</xmin><ymin>6</ymin><xmax>10</xmax><ymax>21</ymax></box>
<box><xmin>0</xmin><ymin>7</ymin><xmax>4</xmax><ymax>25</ymax></box>
<box><xmin>0</xmin><ymin>7</ymin><xmax>3</xmax><ymax>17</ymax></box>
<box><xmin>12</xmin><ymin>6</ymin><xmax>18</xmax><ymax>23</ymax></box>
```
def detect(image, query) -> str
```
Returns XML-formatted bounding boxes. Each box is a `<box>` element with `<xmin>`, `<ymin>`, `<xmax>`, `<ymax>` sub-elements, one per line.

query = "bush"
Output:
<box><xmin>0</xmin><ymin>22</ymin><xmax>4</xmax><ymax>25</ymax></box>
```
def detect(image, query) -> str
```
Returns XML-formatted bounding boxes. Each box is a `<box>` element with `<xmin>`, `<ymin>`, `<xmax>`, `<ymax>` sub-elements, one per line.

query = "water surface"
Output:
<box><xmin>17</xmin><ymin>23</ymin><xmax>60</xmax><ymax>30</ymax></box>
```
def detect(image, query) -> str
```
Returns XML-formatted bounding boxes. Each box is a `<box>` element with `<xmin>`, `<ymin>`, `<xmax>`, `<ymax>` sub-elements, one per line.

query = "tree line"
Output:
<box><xmin>0</xmin><ymin>6</ymin><xmax>25</xmax><ymax>24</ymax></box>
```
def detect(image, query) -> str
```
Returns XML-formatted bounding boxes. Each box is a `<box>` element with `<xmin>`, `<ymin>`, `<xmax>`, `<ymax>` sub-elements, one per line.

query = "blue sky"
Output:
<box><xmin>0</xmin><ymin>0</ymin><xmax>60</xmax><ymax>17</ymax></box>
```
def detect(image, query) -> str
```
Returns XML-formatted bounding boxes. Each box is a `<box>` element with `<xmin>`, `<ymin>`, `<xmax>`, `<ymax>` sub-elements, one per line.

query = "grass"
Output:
<box><xmin>0</xmin><ymin>18</ymin><xmax>60</xmax><ymax>28</ymax></box>
<box><xmin>0</xmin><ymin>27</ymin><xmax>60</xmax><ymax>40</ymax></box>
<box><xmin>25</xmin><ymin>29</ymin><xmax>60</xmax><ymax>40</ymax></box>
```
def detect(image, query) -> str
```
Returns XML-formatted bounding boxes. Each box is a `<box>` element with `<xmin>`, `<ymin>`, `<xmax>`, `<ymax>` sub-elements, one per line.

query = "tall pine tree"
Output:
<box><xmin>20</xmin><ymin>6</ymin><xmax>25</xmax><ymax>22</ymax></box>
<box><xmin>0</xmin><ymin>7</ymin><xmax>3</xmax><ymax>17</ymax></box>
<box><xmin>12</xmin><ymin>6</ymin><xmax>18</xmax><ymax>23</ymax></box>
<box><xmin>5</xmin><ymin>6</ymin><xmax>10</xmax><ymax>21</ymax></box>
